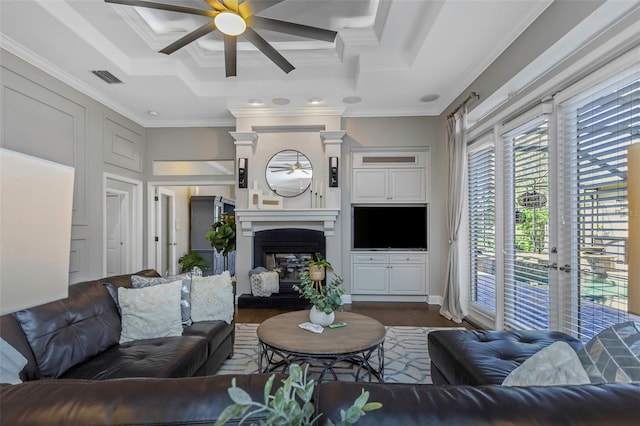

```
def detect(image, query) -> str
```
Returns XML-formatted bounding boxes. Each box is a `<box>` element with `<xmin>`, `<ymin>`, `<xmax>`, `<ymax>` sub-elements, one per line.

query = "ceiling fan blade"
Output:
<box><xmin>249</xmin><ymin>16</ymin><xmax>337</xmax><ymax>43</ymax></box>
<box><xmin>224</xmin><ymin>35</ymin><xmax>237</xmax><ymax>77</ymax></box>
<box><xmin>105</xmin><ymin>0</ymin><xmax>216</xmax><ymax>18</ymax></box>
<box><xmin>243</xmin><ymin>27</ymin><xmax>294</xmax><ymax>74</ymax></box>
<box><xmin>204</xmin><ymin>0</ymin><xmax>226</xmax><ymax>12</ymax></box>
<box><xmin>240</xmin><ymin>0</ymin><xmax>284</xmax><ymax>17</ymax></box>
<box><xmin>159</xmin><ymin>21</ymin><xmax>216</xmax><ymax>55</ymax></box>
<box><xmin>222</xmin><ymin>0</ymin><xmax>239</xmax><ymax>13</ymax></box>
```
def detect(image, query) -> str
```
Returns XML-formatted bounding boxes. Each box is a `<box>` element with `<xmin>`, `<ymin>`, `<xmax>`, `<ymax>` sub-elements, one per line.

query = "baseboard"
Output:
<box><xmin>428</xmin><ymin>295</ymin><xmax>443</xmax><ymax>305</ymax></box>
<box><xmin>350</xmin><ymin>294</ymin><xmax>429</xmax><ymax>303</ymax></box>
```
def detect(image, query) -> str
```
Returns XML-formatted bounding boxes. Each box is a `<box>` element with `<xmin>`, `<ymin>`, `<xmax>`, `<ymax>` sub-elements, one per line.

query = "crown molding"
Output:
<box><xmin>229</xmin><ymin>106</ymin><xmax>346</xmax><ymax>118</ymax></box>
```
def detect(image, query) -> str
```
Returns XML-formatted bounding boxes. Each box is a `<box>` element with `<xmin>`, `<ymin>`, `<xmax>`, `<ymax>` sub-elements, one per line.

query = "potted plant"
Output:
<box><xmin>215</xmin><ymin>364</ymin><xmax>381</xmax><ymax>426</ymax></box>
<box><xmin>294</xmin><ymin>269</ymin><xmax>344</xmax><ymax>326</ymax></box>
<box><xmin>307</xmin><ymin>252</ymin><xmax>331</xmax><ymax>282</ymax></box>
<box><xmin>206</xmin><ymin>213</ymin><xmax>236</xmax><ymax>271</ymax></box>
<box><xmin>178</xmin><ymin>251</ymin><xmax>208</xmax><ymax>274</ymax></box>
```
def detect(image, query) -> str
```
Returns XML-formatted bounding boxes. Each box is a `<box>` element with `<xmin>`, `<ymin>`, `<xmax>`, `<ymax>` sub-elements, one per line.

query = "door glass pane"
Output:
<box><xmin>562</xmin><ymin>76</ymin><xmax>640</xmax><ymax>341</ymax></box>
<box><xmin>504</xmin><ymin>119</ymin><xmax>550</xmax><ymax>329</ymax></box>
<box><xmin>468</xmin><ymin>144</ymin><xmax>496</xmax><ymax>314</ymax></box>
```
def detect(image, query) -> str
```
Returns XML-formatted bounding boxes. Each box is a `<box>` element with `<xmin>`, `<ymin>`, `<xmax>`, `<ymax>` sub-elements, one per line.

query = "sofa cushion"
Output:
<box><xmin>191</xmin><ymin>272</ymin><xmax>234</xmax><ymax>324</ymax></box>
<box><xmin>428</xmin><ymin>329</ymin><xmax>583</xmax><ymax>385</ymax></box>
<box><xmin>131</xmin><ymin>274</ymin><xmax>193</xmax><ymax>325</ymax></box>
<box><xmin>577</xmin><ymin>321</ymin><xmax>640</xmax><ymax>384</ymax></box>
<box><xmin>118</xmin><ymin>281</ymin><xmax>184</xmax><ymax>344</ymax></box>
<box><xmin>183</xmin><ymin>320</ymin><xmax>234</xmax><ymax>359</ymax></box>
<box><xmin>502</xmin><ymin>341</ymin><xmax>590</xmax><ymax>386</ymax></box>
<box><xmin>13</xmin><ymin>280</ymin><xmax>121</xmax><ymax>379</ymax></box>
<box><xmin>60</xmin><ymin>336</ymin><xmax>208</xmax><ymax>379</ymax></box>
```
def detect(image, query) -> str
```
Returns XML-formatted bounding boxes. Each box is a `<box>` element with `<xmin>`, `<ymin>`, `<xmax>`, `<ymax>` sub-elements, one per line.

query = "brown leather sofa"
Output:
<box><xmin>2</xmin><ymin>278</ymin><xmax>638</xmax><ymax>425</ymax></box>
<box><xmin>1</xmin><ymin>373</ymin><xmax>639</xmax><ymax>425</ymax></box>
<box><xmin>0</xmin><ymin>270</ymin><xmax>235</xmax><ymax>382</ymax></box>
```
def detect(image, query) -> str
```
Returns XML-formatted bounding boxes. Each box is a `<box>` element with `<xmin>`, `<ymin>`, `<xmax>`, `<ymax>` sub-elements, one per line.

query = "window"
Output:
<box><xmin>468</xmin><ymin>139</ymin><xmax>497</xmax><ymax>315</ymax></box>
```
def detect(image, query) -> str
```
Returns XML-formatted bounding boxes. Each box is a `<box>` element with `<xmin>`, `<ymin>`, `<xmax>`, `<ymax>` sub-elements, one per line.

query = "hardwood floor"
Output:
<box><xmin>237</xmin><ymin>302</ymin><xmax>476</xmax><ymax>329</ymax></box>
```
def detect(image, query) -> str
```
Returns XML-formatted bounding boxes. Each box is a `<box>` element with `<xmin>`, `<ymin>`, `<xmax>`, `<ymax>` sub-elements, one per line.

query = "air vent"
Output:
<box><xmin>362</xmin><ymin>156</ymin><xmax>416</xmax><ymax>164</ymax></box>
<box><xmin>91</xmin><ymin>70</ymin><xmax>123</xmax><ymax>84</ymax></box>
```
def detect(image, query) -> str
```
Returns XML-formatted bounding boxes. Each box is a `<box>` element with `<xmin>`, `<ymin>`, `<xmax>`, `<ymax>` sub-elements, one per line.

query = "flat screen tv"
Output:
<box><xmin>352</xmin><ymin>206</ymin><xmax>427</xmax><ymax>250</ymax></box>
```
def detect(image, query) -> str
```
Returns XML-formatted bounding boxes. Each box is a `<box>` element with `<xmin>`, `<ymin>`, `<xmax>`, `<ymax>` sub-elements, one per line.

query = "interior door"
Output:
<box><xmin>106</xmin><ymin>193</ymin><xmax>127</xmax><ymax>276</ymax></box>
<box><xmin>155</xmin><ymin>187</ymin><xmax>176</xmax><ymax>276</ymax></box>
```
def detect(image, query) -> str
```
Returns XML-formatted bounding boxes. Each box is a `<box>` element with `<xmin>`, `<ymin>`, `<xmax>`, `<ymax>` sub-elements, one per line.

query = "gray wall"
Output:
<box><xmin>1</xmin><ymin>49</ymin><xmax>146</xmax><ymax>284</ymax></box>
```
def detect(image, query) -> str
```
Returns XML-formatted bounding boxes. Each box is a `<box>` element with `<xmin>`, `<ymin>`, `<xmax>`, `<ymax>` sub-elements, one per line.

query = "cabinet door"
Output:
<box><xmin>352</xmin><ymin>263</ymin><xmax>389</xmax><ymax>294</ymax></box>
<box><xmin>352</xmin><ymin>169</ymin><xmax>388</xmax><ymax>202</ymax></box>
<box><xmin>389</xmin><ymin>263</ymin><xmax>426</xmax><ymax>294</ymax></box>
<box><xmin>389</xmin><ymin>168</ymin><xmax>426</xmax><ymax>202</ymax></box>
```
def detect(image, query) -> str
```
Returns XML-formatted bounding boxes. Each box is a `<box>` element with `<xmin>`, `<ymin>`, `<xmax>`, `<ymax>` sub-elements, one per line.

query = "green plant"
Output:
<box><xmin>515</xmin><ymin>208</ymin><xmax>549</xmax><ymax>254</ymax></box>
<box><xmin>206</xmin><ymin>213</ymin><xmax>236</xmax><ymax>269</ymax></box>
<box><xmin>294</xmin><ymin>271</ymin><xmax>345</xmax><ymax>314</ymax></box>
<box><xmin>178</xmin><ymin>251</ymin><xmax>208</xmax><ymax>273</ymax></box>
<box><xmin>308</xmin><ymin>252</ymin><xmax>332</xmax><ymax>269</ymax></box>
<box><xmin>215</xmin><ymin>364</ymin><xmax>381</xmax><ymax>426</ymax></box>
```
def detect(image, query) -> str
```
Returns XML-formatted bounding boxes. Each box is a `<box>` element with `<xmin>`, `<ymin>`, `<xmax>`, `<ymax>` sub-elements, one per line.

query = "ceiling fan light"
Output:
<box><xmin>214</xmin><ymin>12</ymin><xmax>246</xmax><ymax>36</ymax></box>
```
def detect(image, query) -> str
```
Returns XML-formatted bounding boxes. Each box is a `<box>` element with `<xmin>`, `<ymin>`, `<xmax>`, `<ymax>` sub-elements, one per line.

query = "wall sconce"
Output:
<box><xmin>329</xmin><ymin>157</ymin><xmax>339</xmax><ymax>187</ymax></box>
<box><xmin>238</xmin><ymin>158</ymin><xmax>248</xmax><ymax>188</ymax></box>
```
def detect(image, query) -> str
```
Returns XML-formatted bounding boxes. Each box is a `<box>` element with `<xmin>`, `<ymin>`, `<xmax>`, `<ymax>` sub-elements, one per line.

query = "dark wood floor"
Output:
<box><xmin>237</xmin><ymin>302</ymin><xmax>476</xmax><ymax>329</ymax></box>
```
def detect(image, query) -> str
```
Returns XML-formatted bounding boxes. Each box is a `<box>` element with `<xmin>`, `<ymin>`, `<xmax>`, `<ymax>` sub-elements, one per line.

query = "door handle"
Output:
<box><xmin>559</xmin><ymin>264</ymin><xmax>571</xmax><ymax>273</ymax></box>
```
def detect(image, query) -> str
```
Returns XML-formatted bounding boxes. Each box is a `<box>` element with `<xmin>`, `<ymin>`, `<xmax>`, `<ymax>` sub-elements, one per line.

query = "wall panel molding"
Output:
<box><xmin>103</xmin><ymin>116</ymin><xmax>143</xmax><ymax>173</ymax></box>
<box><xmin>1</xmin><ymin>68</ymin><xmax>88</xmax><ymax>225</ymax></box>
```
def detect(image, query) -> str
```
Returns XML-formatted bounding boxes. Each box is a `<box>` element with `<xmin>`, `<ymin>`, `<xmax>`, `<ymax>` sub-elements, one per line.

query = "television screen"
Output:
<box><xmin>352</xmin><ymin>206</ymin><xmax>427</xmax><ymax>250</ymax></box>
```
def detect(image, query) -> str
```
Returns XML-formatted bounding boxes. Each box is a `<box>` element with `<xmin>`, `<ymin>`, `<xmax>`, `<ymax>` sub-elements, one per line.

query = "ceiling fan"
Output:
<box><xmin>268</xmin><ymin>152</ymin><xmax>311</xmax><ymax>174</ymax></box>
<box><xmin>105</xmin><ymin>0</ymin><xmax>338</xmax><ymax>77</ymax></box>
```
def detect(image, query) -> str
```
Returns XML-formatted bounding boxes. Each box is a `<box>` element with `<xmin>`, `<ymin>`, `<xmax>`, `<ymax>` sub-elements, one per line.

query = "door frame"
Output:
<box><xmin>154</xmin><ymin>186</ymin><xmax>177</xmax><ymax>276</ymax></box>
<box><xmin>103</xmin><ymin>173</ymin><xmax>143</xmax><ymax>276</ymax></box>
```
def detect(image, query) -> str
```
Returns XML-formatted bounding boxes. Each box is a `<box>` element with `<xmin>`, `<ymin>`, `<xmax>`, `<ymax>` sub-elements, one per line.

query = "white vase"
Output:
<box><xmin>309</xmin><ymin>306</ymin><xmax>334</xmax><ymax>326</ymax></box>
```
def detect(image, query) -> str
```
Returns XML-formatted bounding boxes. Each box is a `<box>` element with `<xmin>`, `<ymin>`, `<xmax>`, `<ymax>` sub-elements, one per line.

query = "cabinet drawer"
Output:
<box><xmin>352</xmin><ymin>253</ymin><xmax>389</xmax><ymax>263</ymax></box>
<box><xmin>389</xmin><ymin>253</ymin><xmax>425</xmax><ymax>263</ymax></box>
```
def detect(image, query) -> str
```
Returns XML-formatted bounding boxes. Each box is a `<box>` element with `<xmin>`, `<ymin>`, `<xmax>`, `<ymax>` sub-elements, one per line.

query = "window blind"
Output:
<box><xmin>468</xmin><ymin>143</ymin><xmax>497</xmax><ymax>314</ymax></box>
<box><xmin>503</xmin><ymin>119</ymin><xmax>551</xmax><ymax>330</ymax></box>
<box><xmin>559</xmin><ymin>74</ymin><xmax>640</xmax><ymax>341</ymax></box>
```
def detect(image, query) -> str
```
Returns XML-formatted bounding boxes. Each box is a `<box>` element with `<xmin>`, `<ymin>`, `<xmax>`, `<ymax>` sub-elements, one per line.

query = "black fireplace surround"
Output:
<box><xmin>238</xmin><ymin>228</ymin><xmax>325</xmax><ymax>309</ymax></box>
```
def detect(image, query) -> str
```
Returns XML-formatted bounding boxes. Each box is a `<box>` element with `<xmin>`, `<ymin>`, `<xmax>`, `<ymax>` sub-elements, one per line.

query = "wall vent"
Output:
<box><xmin>91</xmin><ymin>70</ymin><xmax>123</xmax><ymax>84</ymax></box>
<box><xmin>362</xmin><ymin>156</ymin><xmax>416</xmax><ymax>164</ymax></box>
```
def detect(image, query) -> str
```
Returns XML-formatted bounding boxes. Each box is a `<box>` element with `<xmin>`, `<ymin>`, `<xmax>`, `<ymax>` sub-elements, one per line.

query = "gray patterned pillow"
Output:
<box><xmin>577</xmin><ymin>321</ymin><xmax>640</xmax><ymax>384</ymax></box>
<box><xmin>131</xmin><ymin>274</ymin><xmax>192</xmax><ymax>325</ymax></box>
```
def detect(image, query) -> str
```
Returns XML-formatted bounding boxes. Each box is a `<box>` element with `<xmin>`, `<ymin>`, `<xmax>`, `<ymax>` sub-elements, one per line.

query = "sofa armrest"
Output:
<box><xmin>0</xmin><ymin>374</ymin><xmax>275</xmax><ymax>426</ymax></box>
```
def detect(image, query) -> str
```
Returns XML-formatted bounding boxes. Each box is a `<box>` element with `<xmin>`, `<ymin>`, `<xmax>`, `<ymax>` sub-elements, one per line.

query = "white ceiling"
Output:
<box><xmin>0</xmin><ymin>0</ymin><xmax>554</xmax><ymax>127</ymax></box>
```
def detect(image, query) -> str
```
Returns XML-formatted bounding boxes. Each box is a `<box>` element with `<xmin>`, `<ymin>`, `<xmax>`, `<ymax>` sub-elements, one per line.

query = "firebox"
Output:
<box><xmin>253</xmin><ymin>228</ymin><xmax>325</xmax><ymax>292</ymax></box>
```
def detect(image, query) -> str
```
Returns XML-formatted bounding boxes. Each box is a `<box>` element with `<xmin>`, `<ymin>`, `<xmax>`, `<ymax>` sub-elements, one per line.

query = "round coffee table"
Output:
<box><xmin>257</xmin><ymin>310</ymin><xmax>386</xmax><ymax>383</ymax></box>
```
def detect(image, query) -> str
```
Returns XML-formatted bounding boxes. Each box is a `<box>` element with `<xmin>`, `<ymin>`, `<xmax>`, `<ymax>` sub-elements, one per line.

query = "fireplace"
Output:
<box><xmin>253</xmin><ymin>229</ymin><xmax>325</xmax><ymax>292</ymax></box>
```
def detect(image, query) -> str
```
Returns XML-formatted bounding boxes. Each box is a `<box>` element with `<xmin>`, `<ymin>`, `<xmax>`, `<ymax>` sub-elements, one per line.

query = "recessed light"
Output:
<box><xmin>419</xmin><ymin>94</ymin><xmax>440</xmax><ymax>103</ymax></box>
<box><xmin>272</xmin><ymin>97</ymin><xmax>290</xmax><ymax>105</ymax></box>
<box><xmin>147</xmin><ymin>110</ymin><xmax>159</xmax><ymax>116</ymax></box>
<box><xmin>308</xmin><ymin>98</ymin><xmax>322</xmax><ymax>105</ymax></box>
<box><xmin>342</xmin><ymin>96</ymin><xmax>362</xmax><ymax>104</ymax></box>
<box><xmin>249</xmin><ymin>99</ymin><xmax>263</xmax><ymax>106</ymax></box>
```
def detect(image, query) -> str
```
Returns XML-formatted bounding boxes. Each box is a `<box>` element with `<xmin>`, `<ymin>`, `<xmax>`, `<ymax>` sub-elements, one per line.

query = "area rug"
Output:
<box><xmin>216</xmin><ymin>323</ymin><xmax>464</xmax><ymax>384</ymax></box>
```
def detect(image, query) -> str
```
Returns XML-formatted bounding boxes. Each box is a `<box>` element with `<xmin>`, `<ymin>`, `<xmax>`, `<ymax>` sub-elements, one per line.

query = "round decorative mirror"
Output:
<box><xmin>265</xmin><ymin>150</ymin><xmax>313</xmax><ymax>197</ymax></box>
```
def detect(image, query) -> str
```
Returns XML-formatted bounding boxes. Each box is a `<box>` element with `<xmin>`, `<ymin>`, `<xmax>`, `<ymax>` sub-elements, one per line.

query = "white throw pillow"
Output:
<box><xmin>0</xmin><ymin>337</ymin><xmax>28</xmax><ymax>384</ymax></box>
<box><xmin>502</xmin><ymin>341</ymin><xmax>590</xmax><ymax>386</ymax></box>
<box><xmin>118</xmin><ymin>280</ymin><xmax>183</xmax><ymax>344</ymax></box>
<box><xmin>191</xmin><ymin>271</ymin><xmax>234</xmax><ymax>324</ymax></box>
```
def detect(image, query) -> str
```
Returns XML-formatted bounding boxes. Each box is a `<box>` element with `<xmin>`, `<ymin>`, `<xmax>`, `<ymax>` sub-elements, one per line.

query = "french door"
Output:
<box><xmin>503</xmin><ymin>117</ymin><xmax>552</xmax><ymax>330</ymax></box>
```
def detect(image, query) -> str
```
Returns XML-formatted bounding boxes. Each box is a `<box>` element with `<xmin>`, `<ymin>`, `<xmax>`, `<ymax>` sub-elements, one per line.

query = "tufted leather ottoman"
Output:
<box><xmin>428</xmin><ymin>329</ymin><xmax>583</xmax><ymax>385</ymax></box>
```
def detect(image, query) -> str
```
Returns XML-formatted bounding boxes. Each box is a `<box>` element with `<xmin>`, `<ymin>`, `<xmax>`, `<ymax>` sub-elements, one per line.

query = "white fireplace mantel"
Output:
<box><xmin>235</xmin><ymin>209</ymin><xmax>340</xmax><ymax>236</ymax></box>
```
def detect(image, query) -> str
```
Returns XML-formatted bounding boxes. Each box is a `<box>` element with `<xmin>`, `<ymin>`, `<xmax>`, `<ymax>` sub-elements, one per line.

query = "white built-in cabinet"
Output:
<box><xmin>350</xmin><ymin>149</ymin><xmax>430</xmax><ymax>298</ymax></box>
<box><xmin>351</xmin><ymin>150</ymin><xmax>428</xmax><ymax>203</ymax></box>
<box><xmin>351</xmin><ymin>252</ymin><xmax>428</xmax><ymax>295</ymax></box>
